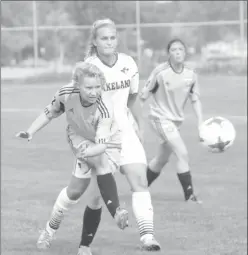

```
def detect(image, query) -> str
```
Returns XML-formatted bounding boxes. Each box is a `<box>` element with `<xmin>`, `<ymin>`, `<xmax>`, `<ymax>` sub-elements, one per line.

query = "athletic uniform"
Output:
<box><xmin>85</xmin><ymin>53</ymin><xmax>147</xmax><ymax>165</ymax></box>
<box><xmin>44</xmin><ymin>83</ymin><xmax>121</xmax><ymax>178</ymax></box>
<box><xmin>141</xmin><ymin>61</ymin><xmax>200</xmax><ymax>143</ymax></box>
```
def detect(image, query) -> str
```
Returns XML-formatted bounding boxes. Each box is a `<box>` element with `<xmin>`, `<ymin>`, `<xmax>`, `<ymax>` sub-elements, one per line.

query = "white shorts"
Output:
<box><xmin>66</xmin><ymin>125</ymin><xmax>120</xmax><ymax>179</ymax></box>
<box><xmin>72</xmin><ymin>155</ymin><xmax>118</xmax><ymax>179</ymax></box>
<box><xmin>149</xmin><ymin>117</ymin><xmax>182</xmax><ymax>144</ymax></box>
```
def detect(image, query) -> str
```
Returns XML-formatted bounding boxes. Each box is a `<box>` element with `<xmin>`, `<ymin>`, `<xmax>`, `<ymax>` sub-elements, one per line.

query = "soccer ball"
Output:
<box><xmin>199</xmin><ymin>116</ymin><xmax>236</xmax><ymax>152</ymax></box>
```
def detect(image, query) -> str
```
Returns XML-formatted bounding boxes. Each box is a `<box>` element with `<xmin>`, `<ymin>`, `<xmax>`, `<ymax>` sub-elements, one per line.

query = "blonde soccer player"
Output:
<box><xmin>76</xmin><ymin>19</ymin><xmax>160</xmax><ymax>255</ymax></box>
<box><xmin>140</xmin><ymin>38</ymin><xmax>203</xmax><ymax>203</ymax></box>
<box><xmin>16</xmin><ymin>62</ymin><xmax>129</xmax><ymax>250</ymax></box>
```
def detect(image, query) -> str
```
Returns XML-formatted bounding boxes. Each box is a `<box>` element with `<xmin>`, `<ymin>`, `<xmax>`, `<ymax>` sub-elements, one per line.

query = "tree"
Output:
<box><xmin>1</xmin><ymin>1</ymin><xmax>33</xmax><ymax>65</ymax></box>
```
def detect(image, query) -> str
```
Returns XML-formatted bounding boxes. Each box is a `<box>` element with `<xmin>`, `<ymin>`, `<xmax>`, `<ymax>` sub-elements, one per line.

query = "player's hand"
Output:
<box><xmin>76</xmin><ymin>142</ymin><xmax>89</xmax><ymax>160</ymax></box>
<box><xmin>16</xmin><ymin>131</ymin><xmax>32</xmax><ymax>141</ymax></box>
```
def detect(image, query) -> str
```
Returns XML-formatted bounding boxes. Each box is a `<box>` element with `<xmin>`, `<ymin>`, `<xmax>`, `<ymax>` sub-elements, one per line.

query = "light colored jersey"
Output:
<box><xmin>141</xmin><ymin>62</ymin><xmax>200</xmax><ymax>122</ymax></box>
<box><xmin>44</xmin><ymin>83</ymin><xmax>120</xmax><ymax>145</ymax></box>
<box><xmin>85</xmin><ymin>53</ymin><xmax>139</xmax><ymax>129</ymax></box>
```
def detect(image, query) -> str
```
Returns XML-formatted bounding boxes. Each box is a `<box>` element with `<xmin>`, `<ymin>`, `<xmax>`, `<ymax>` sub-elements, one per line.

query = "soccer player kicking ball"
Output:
<box><xmin>76</xmin><ymin>19</ymin><xmax>160</xmax><ymax>255</ymax></box>
<box><xmin>16</xmin><ymin>62</ymin><xmax>128</xmax><ymax>250</ymax></box>
<box><xmin>140</xmin><ymin>38</ymin><xmax>203</xmax><ymax>204</ymax></box>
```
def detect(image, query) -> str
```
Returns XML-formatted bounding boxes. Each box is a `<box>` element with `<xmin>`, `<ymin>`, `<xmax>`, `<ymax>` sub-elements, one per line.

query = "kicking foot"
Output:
<box><xmin>114</xmin><ymin>207</ymin><xmax>129</xmax><ymax>230</ymax></box>
<box><xmin>37</xmin><ymin>223</ymin><xmax>56</xmax><ymax>249</ymax></box>
<box><xmin>141</xmin><ymin>236</ymin><xmax>161</xmax><ymax>251</ymax></box>
<box><xmin>77</xmin><ymin>246</ymin><xmax>93</xmax><ymax>255</ymax></box>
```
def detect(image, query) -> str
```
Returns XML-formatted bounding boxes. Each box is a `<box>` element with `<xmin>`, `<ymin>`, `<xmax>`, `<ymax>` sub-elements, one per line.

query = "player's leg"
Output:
<box><xmin>120</xmin><ymin>129</ymin><xmax>160</xmax><ymax>251</ymax></box>
<box><xmin>69</xmin><ymin>128</ymin><xmax>126</xmax><ymax>223</ymax></box>
<box><xmin>145</xmin><ymin>118</ymin><xmax>173</xmax><ymax>186</ymax></box>
<box><xmin>78</xmin><ymin>173</ymin><xmax>102</xmax><ymax>255</ymax></box>
<box><xmin>86</xmin><ymin>151</ymin><xmax>128</xmax><ymax>226</ymax></box>
<box><xmin>78</xmin><ymin>152</ymin><xmax>128</xmax><ymax>255</ymax></box>
<box><xmin>158</xmin><ymin>120</ymin><xmax>201</xmax><ymax>203</ymax></box>
<box><xmin>37</xmin><ymin>159</ymin><xmax>91</xmax><ymax>250</ymax></box>
<box><xmin>147</xmin><ymin>142</ymin><xmax>173</xmax><ymax>186</ymax></box>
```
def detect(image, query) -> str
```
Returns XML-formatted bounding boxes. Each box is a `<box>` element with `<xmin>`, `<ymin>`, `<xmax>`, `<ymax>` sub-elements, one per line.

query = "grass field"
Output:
<box><xmin>2</xmin><ymin>75</ymin><xmax>247</xmax><ymax>255</ymax></box>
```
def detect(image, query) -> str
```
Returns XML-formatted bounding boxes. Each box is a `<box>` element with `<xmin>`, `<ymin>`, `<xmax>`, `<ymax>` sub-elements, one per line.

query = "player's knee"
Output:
<box><xmin>131</xmin><ymin>177</ymin><xmax>147</xmax><ymax>191</ymax></box>
<box><xmin>67</xmin><ymin>181</ymin><xmax>86</xmax><ymax>200</ymax></box>
<box><xmin>174</xmin><ymin>144</ymin><xmax>188</xmax><ymax>163</ymax></box>
<box><xmin>179</xmin><ymin>150</ymin><xmax>189</xmax><ymax>164</ymax></box>
<box><xmin>87</xmin><ymin>195</ymin><xmax>102</xmax><ymax>209</ymax></box>
<box><xmin>123</xmin><ymin>165</ymin><xmax>148</xmax><ymax>192</ymax></box>
<box><xmin>66</xmin><ymin>186</ymin><xmax>84</xmax><ymax>200</ymax></box>
<box><xmin>176</xmin><ymin>150</ymin><xmax>189</xmax><ymax>172</ymax></box>
<box><xmin>92</xmin><ymin>154</ymin><xmax>112</xmax><ymax>175</ymax></box>
<box><xmin>154</xmin><ymin>155</ymin><xmax>169</xmax><ymax>169</ymax></box>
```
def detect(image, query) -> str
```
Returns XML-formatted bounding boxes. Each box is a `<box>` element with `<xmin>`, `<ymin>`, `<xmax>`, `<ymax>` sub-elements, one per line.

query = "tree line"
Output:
<box><xmin>1</xmin><ymin>1</ymin><xmax>246</xmax><ymax>66</ymax></box>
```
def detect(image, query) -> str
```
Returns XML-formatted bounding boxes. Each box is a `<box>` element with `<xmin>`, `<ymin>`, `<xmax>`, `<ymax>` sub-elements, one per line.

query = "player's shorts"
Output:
<box><xmin>149</xmin><ymin>117</ymin><xmax>182</xmax><ymax>144</ymax></box>
<box><xmin>66</xmin><ymin>125</ymin><xmax>120</xmax><ymax>179</ymax></box>
<box><xmin>121</xmin><ymin>114</ymin><xmax>147</xmax><ymax>166</ymax></box>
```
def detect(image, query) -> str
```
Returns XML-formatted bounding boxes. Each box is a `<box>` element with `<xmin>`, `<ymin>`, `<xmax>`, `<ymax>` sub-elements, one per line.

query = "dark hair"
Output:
<box><xmin>167</xmin><ymin>38</ymin><xmax>186</xmax><ymax>52</ymax></box>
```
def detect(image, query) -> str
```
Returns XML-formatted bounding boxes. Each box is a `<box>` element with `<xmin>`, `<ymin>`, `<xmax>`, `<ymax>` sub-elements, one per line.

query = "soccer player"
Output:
<box><xmin>16</xmin><ymin>62</ymin><xmax>129</xmax><ymax>250</ymax></box>
<box><xmin>140</xmin><ymin>38</ymin><xmax>203</xmax><ymax>203</ymax></box>
<box><xmin>76</xmin><ymin>19</ymin><xmax>160</xmax><ymax>255</ymax></box>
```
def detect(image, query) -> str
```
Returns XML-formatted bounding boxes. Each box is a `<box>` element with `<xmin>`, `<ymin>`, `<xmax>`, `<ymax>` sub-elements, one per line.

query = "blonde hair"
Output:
<box><xmin>84</xmin><ymin>18</ymin><xmax>117</xmax><ymax>60</ymax></box>
<box><xmin>72</xmin><ymin>62</ymin><xmax>106</xmax><ymax>88</ymax></box>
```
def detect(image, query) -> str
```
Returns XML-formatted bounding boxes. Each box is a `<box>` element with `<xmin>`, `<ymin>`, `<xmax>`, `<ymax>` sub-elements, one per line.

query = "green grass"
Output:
<box><xmin>1</xmin><ymin>75</ymin><xmax>247</xmax><ymax>255</ymax></box>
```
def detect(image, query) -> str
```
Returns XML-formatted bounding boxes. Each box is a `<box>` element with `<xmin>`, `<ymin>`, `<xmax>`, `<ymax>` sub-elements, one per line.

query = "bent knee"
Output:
<box><xmin>122</xmin><ymin>164</ymin><xmax>148</xmax><ymax>192</ymax></box>
<box><xmin>87</xmin><ymin>195</ymin><xmax>102</xmax><ymax>209</ymax></box>
<box><xmin>153</xmin><ymin>156</ymin><xmax>169</xmax><ymax>169</ymax></box>
<box><xmin>66</xmin><ymin>188</ymin><xmax>83</xmax><ymax>201</ymax></box>
<box><xmin>178</xmin><ymin>150</ymin><xmax>189</xmax><ymax>163</ymax></box>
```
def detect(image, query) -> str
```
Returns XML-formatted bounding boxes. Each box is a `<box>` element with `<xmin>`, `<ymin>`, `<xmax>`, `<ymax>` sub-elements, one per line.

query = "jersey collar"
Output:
<box><xmin>79</xmin><ymin>95</ymin><xmax>94</xmax><ymax>108</ymax></box>
<box><xmin>168</xmin><ymin>59</ymin><xmax>184</xmax><ymax>74</ymax></box>
<box><xmin>97</xmin><ymin>52</ymin><xmax>118</xmax><ymax>68</ymax></box>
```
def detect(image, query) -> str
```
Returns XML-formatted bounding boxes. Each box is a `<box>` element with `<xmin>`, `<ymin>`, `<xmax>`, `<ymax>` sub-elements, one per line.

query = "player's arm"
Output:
<box><xmin>16</xmin><ymin>91</ymin><xmax>65</xmax><ymax>140</ymax></box>
<box><xmin>139</xmin><ymin>65</ymin><xmax>162</xmax><ymax>104</ymax></box>
<box><xmin>81</xmin><ymin>99</ymin><xmax>121</xmax><ymax>158</ymax></box>
<box><xmin>127</xmin><ymin>57</ymin><xmax>146</xmax><ymax>142</ymax></box>
<box><xmin>189</xmin><ymin>74</ymin><xmax>203</xmax><ymax>128</ymax></box>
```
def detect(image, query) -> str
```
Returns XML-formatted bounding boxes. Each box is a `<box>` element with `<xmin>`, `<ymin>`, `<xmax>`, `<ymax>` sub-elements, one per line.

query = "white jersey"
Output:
<box><xmin>85</xmin><ymin>53</ymin><xmax>139</xmax><ymax>130</ymax></box>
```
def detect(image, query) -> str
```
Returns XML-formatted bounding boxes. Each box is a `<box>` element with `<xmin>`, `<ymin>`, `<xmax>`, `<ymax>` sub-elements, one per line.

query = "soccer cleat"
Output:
<box><xmin>141</xmin><ymin>236</ymin><xmax>161</xmax><ymax>251</ymax></box>
<box><xmin>186</xmin><ymin>194</ymin><xmax>202</xmax><ymax>204</ymax></box>
<box><xmin>36</xmin><ymin>224</ymin><xmax>56</xmax><ymax>250</ymax></box>
<box><xmin>77</xmin><ymin>246</ymin><xmax>93</xmax><ymax>255</ymax></box>
<box><xmin>114</xmin><ymin>207</ymin><xmax>129</xmax><ymax>230</ymax></box>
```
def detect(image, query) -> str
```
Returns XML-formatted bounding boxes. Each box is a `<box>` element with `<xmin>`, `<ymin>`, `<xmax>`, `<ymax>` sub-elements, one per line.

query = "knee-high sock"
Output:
<box><xmin>132</xmin><ymin>191</ymin><xmax>154</xmax><ymax>241</ymax></box>
<box><xmin>47</xmin><ymin>187</ymin><xmax>79</xmax><ymax>232</ymax></box>
<box><xmin>79</xmin><ymin>206</ymin><xmax>102</xmax><ymax>247</ymax></box>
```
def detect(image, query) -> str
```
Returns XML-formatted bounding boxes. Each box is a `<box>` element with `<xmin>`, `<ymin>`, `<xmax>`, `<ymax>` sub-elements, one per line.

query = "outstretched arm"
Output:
<box><xmin>16</xmin><ymin>91</ymin><xmax>65</xmax><ymax>140</ymax></box>
<box><xmin>16</xmin><ymin>113</ymin><xmax>51</xmax><ymax>140</ymax></box>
